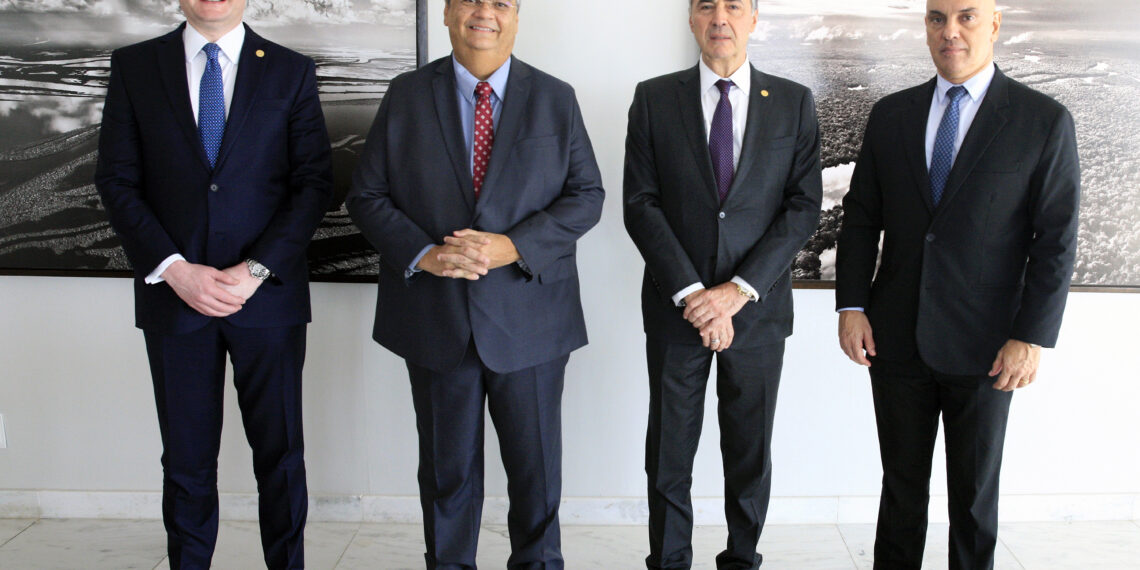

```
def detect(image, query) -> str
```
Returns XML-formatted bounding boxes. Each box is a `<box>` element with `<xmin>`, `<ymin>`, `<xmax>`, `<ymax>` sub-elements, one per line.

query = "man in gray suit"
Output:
<box><xmin>346</xmin><ymin>0</ymin><xmax>604</xmax><ymax>567</ymax></box>
<box><xmin>623</xmin><ymin>0</ymin><xmax>822</xmax><ymax>567</ymax></box>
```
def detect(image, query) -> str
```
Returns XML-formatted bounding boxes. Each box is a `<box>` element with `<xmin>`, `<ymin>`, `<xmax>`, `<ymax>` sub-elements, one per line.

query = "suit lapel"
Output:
<box><xmin>476</xmin><ymin>56</ymin><xmax>532</xmax><ymax>208</ymax></box>
<box><xmin>723</xmin><ymin>66</ymin><xmax>771</xmax><ymax>206</ymax></box>
<box><xmin>904</xmin><ymin>78</ymin><xmax>938</xmax><ymax>214</ymax></box>
<box><xmin>432</xmin><ymin>58</ymin><xmax>476</xmax><ymax>211</ymax></box>
<box><xmin>157</xmin><ymin>24</ymin><xmax>211</xmax><ymax>171</ymax></box>
<box><xmin>215</xmin><ymin>24</ymin><xmax>265</xmax><ymax>171</ymax></box>
<box><xmin>936</xmin><ymin>68</ymin><xmax>1010</xmax><ymax>212</ymax></box>
<box><xmin>676</xmin><ymin>66</ymin><xmax>720</xmax><ymax>208</ymax></box>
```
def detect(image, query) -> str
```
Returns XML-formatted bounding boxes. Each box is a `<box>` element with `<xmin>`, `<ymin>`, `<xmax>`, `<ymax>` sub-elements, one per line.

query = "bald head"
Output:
<box><xmin>924</xmin><ymin>0</ymin><xmax>1002</xmax><ymax>83</ymax></box>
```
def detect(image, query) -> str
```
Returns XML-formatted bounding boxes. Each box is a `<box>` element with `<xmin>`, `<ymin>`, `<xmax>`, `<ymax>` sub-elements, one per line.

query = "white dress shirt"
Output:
<box><xmin>146</xmin><ymin>23</ymin><xmax>246</xmax><ymax>284</ymax></box>
<box><xmin>672</xmin><ymin>58</ymin><xmax>759</xmax><ymax>306</ymax></box>
<box><xmin>838</xmin><ymin>61</ymin><xmax>995</xmax><ymax>313</ymax></box>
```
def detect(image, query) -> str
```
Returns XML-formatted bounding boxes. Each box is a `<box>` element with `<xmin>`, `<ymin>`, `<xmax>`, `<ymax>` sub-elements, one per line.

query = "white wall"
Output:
<box><xmin>1</xmin><ymin>0</ymin><xmax>1137</xmax><ymax>524</ymax></box>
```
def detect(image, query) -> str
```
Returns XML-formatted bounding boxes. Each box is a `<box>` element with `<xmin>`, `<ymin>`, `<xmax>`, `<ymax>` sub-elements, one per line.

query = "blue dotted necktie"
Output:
<box><xmin>929</xmin><ymin>85</ymin><xmax>967</xmax><ymax>207</ymax></box>
<box><xmin>709</xmin><ymin>79</ymin><xmax>735</xmax><ymax>203</ymax></box>
<box><xmin>199</xmin><ymin>43</ymin><xmax>225</xmax><ymax>169</ymax></box>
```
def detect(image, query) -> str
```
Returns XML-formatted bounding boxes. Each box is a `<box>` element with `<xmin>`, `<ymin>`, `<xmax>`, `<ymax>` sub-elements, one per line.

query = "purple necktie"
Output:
<box><xmin>709</xmin><ymin>79</ymin><xmax>735</xmax><ymax>203</ymax></box>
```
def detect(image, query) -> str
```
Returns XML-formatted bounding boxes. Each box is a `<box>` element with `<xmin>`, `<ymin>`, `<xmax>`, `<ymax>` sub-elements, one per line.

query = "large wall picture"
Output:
<box><xmin>764</xmin><ymin>0</ymin><xmax>1140</xmax><ymax>288</ymax></box>
<box><xmin>0</xmin><ymin>0</ymin><xmax>421</xmax><ymax>280</ymax></box>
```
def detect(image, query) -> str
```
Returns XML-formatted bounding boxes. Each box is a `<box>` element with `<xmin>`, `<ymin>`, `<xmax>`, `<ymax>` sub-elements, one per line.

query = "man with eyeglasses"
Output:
<box><xmin>624</xmin><ymin>0</ymin><xmax>822</xmax><ymax>568</ymax></box>
<box><xmin>347</xmin><ymin>0</ymin><xmax>605</xmax><ymax>568</ymax></box>
<box><xmin>836</xmin><ymin>0</ymin><xmax>1080</xmax><ymax>567</ymax></box>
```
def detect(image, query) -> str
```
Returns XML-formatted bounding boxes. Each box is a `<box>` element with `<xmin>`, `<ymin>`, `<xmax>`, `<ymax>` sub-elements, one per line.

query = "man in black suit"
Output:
<box><xmin>624</xmin><ymin>1</ymin><xmax>822</xmax><ymax>567</ymax></box>
<box><xmin>836</xmin><ymin>0</ymin><xmax>1080</xmax><ymax>568</ymax></box>
<box><xmin>94</xmin><ymin>0</ymin><xmax>333</xmax><ymax>567</ymax></box>
<box><xmin>345</xmin><ymin>0</ymin><xmax>604</xmax><ymax>567</ymax></box>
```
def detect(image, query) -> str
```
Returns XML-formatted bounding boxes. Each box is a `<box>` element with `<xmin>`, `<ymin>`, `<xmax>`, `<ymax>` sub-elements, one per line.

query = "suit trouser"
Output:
<box><xmin>868</xmin><ymin>358</ymin><xmax>1013</xmax><ymax>570</ymax></box>
<box><xmin>406</xmin><ymin>342</ymin><xmax>568</xmax><ymax>570</ymax></box>
<box><xmin>144</xmin><ymin>320</ymin><xmax>308</xmax><ymax>570</ymax></box>
<box><xmin>644</xmin><ymin>337</ymin><xmax>785</xmax><ymax>570</ymax></box>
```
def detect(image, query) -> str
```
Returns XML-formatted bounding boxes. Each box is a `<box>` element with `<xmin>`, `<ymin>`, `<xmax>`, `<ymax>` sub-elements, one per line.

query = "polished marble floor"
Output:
<box><xmin>0</xmin><ymin>518</ymin><xmax>1137</xmax><ymax>569</ymax></box>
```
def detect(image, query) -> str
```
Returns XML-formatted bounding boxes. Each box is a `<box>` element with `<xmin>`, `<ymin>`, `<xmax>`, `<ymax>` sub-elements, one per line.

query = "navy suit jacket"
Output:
<box><xmin>346</xmin><ymin>56</ymin><xmax>605</xmax><ymax>374</ymax></box>
<box><xmin>95</xmin><ymin>24</ymin><xmax>334</xmax><ymax>335</ymax></box>
<box><xmin>836</xmin><ymin>67</ymin><xmax>1081</xmax><ymax>375</ymax></box>
<box><xmin>624</xmin><ymin>65</ymin><xmax>822</xmax><ymax>347</ymax></box>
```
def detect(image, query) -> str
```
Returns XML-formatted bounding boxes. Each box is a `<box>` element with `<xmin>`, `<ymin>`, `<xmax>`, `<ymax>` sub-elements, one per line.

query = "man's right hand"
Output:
<box><xmin>838</xmin><ymin>310</ymin><xmax>876</xmax><ymax>366</ymax></box>
<box><xmin>161</xmin><ymin>260</ymin><xmax>245</xmax><ymax>317</ymax></box>
<box><xmin>416</xmin><ymin>242</ymin><xmax>490</xmax><ymax>280</ymax></box>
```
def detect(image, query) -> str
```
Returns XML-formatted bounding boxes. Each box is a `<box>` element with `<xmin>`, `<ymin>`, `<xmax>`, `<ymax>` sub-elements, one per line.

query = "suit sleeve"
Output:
<box><xmin>623</xmin><ymin>81</ymin><xmax>704</xmax><ymax>297</ymax></box>
<box><xmin>1010</xmin><ymin>108</ymin><xmax>1080</xmax><ymax>347</ymax></box>
<box><xmin>731</xmin><ymin>87</ymin><xmax>823</xmax><ymax>301</ymax></box>
<box><xmin>835</xmin><ymin>103</ymin><xmax>885</xmax><ymax>311</ymax></box>
<box><xmin>345</xmin><ymin>76</ymin><xmax>441</xmax><ymax>277</ymax></box>
<box><xmin>94</xmin><ymin>50</ymin><xmax>181</xmax><ymax>278</ymax></box>
<box><xmin>504</xmin><ymin>91</ymin><xmax>605</xmax><ymax>276</ymax></box>
<box><xmin>244</xmin><ymin>58</ymin><xmax>334</xmax><ymax>280</ymax></box>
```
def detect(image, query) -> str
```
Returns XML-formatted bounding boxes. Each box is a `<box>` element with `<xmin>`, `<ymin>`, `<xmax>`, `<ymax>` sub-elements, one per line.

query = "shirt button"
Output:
<box><xmin>209</xmin><ymin>183</ymin><xmax>219</xmax><ymax>192</ymax></box>
<box><xmin>925</xmin><ymin>233</ymin><xmax>935</xmax><ymax>242</ymax></box>
<box><xmin>718</xmin><ymin>212</ymin><xmax>726</xmax><ymax>219</ymax></box>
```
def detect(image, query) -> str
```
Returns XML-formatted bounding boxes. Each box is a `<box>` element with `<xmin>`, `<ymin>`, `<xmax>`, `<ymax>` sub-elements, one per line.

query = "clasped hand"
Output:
<box><xmin>417</xmin><ymin>229</ymin><xmax>520</xmax><ymax>280</ymax></box>
<box><xmin>683</xmin><ymin>283</ymin><xmax>748</xmax><ymax>352</ymax></box>
<box><xmin>162</xmin><ymin>260</ymin><xmax>262</xmax><ymax>318</ymax></box>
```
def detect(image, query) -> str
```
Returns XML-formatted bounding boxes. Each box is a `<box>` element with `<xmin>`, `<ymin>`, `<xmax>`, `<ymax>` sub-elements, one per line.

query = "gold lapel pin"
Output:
<box><xmin>761</xmin><ymin>89</ymin><xmax>769</xmax><ymax>97</ymax></box>
<box><xmin>255</xmin><ymin>49</ymin><xmax>265</xmax><ymax>58</ymax></box>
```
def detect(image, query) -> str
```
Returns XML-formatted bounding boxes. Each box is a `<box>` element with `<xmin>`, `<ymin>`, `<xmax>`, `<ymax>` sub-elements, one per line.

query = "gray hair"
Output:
<box><xmin>689</xmin><ymin>0</ymin><xmax>758</xmax><ymax>12</ymax></box>
<box><xmin>445</xmin><ymin>0</ymin><xmax>521</xmax><ymax>7</ymax></box>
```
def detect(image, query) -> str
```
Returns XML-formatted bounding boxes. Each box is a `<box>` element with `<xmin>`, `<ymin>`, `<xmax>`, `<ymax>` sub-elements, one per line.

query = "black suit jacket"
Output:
<box><xmin>346</xmin><ymin>56</ymin><xmax>605</xmax><ymax>374</ymax></box>
<box><xmin>836</xmin><ymin>67</ymin><xmax>1080</xmax><ymax>375</ymax></box>
<box><xmin>624</xmin><ymin>64</ymin><xmax>822</xmax><ymax>346</ymax></box>
<box><xmin>95</xmin><ymin>24</ymin><xmax>334</xmax><ymax>335</ymax></box>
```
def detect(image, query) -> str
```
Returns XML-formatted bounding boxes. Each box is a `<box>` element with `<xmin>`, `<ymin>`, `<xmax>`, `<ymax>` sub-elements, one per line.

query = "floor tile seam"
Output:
<box><xmin>833</xmin><ymin>523</ymin><xmax>863</xmax><ymax>569</ymax></box>
<box><xmin>150</xmin><ymin>556</ymin><xmax>168</xmax><ymax>570</ymax></box>
<box><xmin>996</xmin><ymin>534</ymin><xmax>1027</xmax><ymax>570</ymax></box>
<box><xmin>0</xmin><ymin>518</ymin><xmax>38</xmax><ymax>549</ymax></box>
<box><xmin>332</xmin><ymin>523</ymin><xmax>363</xmax><ymax>569</ymax></box>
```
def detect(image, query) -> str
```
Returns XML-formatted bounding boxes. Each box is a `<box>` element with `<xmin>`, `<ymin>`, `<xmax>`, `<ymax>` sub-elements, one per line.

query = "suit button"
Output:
<box><xmin>925</xmin><ymin>233</ymin><xmax>935</xmax><ymax>242</ymax></box>
<box><xmin>718</xmin><ymin>212</ymin><xmax>726</xmax><ymax>219</ymax></box>
<box><xmin>209</xmin><ymin>183</ymin><xmax>219</xmax><ymax>192</ymax></box>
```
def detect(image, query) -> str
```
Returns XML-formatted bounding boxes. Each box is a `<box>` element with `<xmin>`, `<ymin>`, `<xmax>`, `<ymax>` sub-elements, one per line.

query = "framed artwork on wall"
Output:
<box><xmin>0</xmin><ymin>0</ymin><xmax>425</xmax><ymax>282</ymax></box>
<box><xmin>768</xmin><ymin>0</ymin><xmax>1140</xmax><ymax>290</ymax></box>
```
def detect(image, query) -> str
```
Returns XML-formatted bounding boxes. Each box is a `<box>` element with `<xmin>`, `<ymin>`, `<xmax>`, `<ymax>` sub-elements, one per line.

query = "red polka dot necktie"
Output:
<box><xmin>472</xmin><ymin>81</ymin><xmax>495</xmax><ymax>199</ymax></box>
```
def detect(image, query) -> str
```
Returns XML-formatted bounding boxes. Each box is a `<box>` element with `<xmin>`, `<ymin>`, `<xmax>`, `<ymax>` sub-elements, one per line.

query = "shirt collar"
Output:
<box><xmin>453</xmin><ymin>55</ymin><xmax>512</xmax><ymax>104</ymax></box>
<box><xmin>699</xmin><ymin>57</ymin><xmax>752</xmax><ymax>97</ymax></box>
<box><xmin>935</xmin><ymin>61</ymin><xmax>995</xmax><ymax>104</ymax></box>
<box><xmin>183</xmin><ymin>22</ymin><xmax>246</xmax><ymax>65</ymax></box>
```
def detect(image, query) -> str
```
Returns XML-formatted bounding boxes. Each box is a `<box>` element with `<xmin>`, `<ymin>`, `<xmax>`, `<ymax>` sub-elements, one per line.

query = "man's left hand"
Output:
<box><xmin>220</xmin><ymin>262</ymin><xmax>264</xmax><ymax>301</ymax></box>
<box><xmin>443</xmin><ymin>229</ymin><xmax>521</xmax><ymax>271</ymax></box>
<box><xmin>988</xmin><ymin>339</ymin><xmax>1041</xmax><ymax>392</ymax></box>
<box><xmin>682</xmin><ymin>282</ymin><xmax>748</xmax><ymax>329</ymax></box>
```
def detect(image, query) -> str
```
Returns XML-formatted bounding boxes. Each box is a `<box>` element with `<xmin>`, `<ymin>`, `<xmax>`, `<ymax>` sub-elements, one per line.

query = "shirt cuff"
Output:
<box><xmin>837</xmin><ymin>307</ymin><xmax>865</xmax><ymax>312</ymax></box>
<box><xmin>672</xmin><ymin>282</ymin><xmax>704</xmax><ymax>307</ymax></box>
<box><xmin>730</xmin><ymin>276</ymin><xmax>759</xmax><ymax>302</ymax></box>
<box><xmin>146</xmin><ymin>254</ymin><xmax>186</xmax><ymax>284</ymax></box>
<box><xmin>406</xmin><ymin>244</ymin><xmax>435</xmax><ymax>279</ymax></box>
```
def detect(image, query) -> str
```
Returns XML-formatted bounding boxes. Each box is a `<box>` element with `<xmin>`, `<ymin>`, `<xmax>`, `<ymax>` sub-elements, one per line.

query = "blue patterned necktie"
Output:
<box><xmin>929</xmin><ymin>85</ymin><xmax>967</xmax><ymax>206</ymax></box>
<box><xmin>199</xmin><ymin>42</ymin><xmax>225</xmax><ymax>169</ymax></box>
<box><xmin>709</xmin><ymin>79</ymin><xmax>735</xmax><ymax>203</ymax></box>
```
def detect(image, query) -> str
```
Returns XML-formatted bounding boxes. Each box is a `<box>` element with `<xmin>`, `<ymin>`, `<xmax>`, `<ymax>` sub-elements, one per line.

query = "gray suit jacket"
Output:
<box><xmin>346</xmin><ymin>56</ymin><xmax>605</xmax><ymax>373</ymax></box>
<box><xmin>624</xmin><ymin>64</ymin><xmax>822</xmax><ymax>346</ymax></box>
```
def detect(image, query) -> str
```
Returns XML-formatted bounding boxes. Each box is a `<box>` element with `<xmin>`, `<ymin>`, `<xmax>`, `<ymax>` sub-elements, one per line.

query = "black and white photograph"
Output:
<box><xmin>0</xmin><ymin>0</ymin><xmax>420</xmax><ymax>279</ymax></box>
<box><xmin>755</xmin><ymin>0</ymin><xmax>1140</xmax><ymax>287</ymax></box>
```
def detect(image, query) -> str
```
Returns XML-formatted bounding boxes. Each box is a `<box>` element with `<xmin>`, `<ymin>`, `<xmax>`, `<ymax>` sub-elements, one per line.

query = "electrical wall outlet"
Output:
<box><xmin>0</xmin><ymin>413</ymin><xmax>6</xmax><ymax>449</ymax></box>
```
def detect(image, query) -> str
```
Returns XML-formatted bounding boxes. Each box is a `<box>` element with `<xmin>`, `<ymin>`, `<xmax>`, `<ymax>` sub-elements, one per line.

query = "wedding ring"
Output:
<box><xmin>711</xmin><ymin>338</ymin><xmax>721</xmax><ymax>344</ymax></box>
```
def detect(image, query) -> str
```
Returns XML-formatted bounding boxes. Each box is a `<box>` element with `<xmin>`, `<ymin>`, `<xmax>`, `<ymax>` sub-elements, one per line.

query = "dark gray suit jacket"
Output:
<box><xmin>836</xmin><ymin>67</ymin><xmax>1081</xmax><ymax>375</ymax></box>
<box><xmin>624</xmin><ymin>64</ymin><xmax>822</xmax><ymax>346</ymax></box>
<box><xmin>346</xmin><ymin>56</ymin><xmax>605</xmax><ymax>373</ymax></box>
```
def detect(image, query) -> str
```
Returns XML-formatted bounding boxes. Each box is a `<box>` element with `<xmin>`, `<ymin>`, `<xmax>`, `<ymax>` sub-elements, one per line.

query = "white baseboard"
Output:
<box><xmin>1</xmin><ymin>491</ymin><xmax>1136</xmax><ymax>524</ymax></box>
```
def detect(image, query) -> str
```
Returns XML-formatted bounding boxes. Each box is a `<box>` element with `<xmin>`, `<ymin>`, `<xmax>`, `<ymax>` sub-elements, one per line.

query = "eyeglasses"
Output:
<box><xmin>456</xmin><ymin>0</ymin><xmax>516</xmax><ymax>12</ymax></box>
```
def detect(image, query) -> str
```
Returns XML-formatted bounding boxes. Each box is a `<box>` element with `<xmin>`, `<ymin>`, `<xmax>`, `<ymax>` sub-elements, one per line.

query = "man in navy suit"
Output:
<box><xmin>624</xmin><ymin>1</ymin><xmax>822</xmax><ymax>567</ymax></box>
<box><xmin>94</xmin><ymin>0</ymin><xmax>333</xmax><ymax>567</ymax></box>
<box><xmin>346</xmin><ymin>0</ymin><xmax>604</xmax><ymax>567</ymax></box>
<box><xmin>836</xmin><ymin>0</ymin><xmax>1080</xmax><ymax>567</ymax></box>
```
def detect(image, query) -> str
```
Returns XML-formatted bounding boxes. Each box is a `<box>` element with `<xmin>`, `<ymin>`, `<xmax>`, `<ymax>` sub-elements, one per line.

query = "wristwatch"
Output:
<box><xmin>245</xmin><ymin>258</ymin><xmax>271</xmax><ymax>281</ymax></box>
<box><xmin>735</xmin><ymin>283</ymin><xmax>757</xmax><ymax>302</ymax></box>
